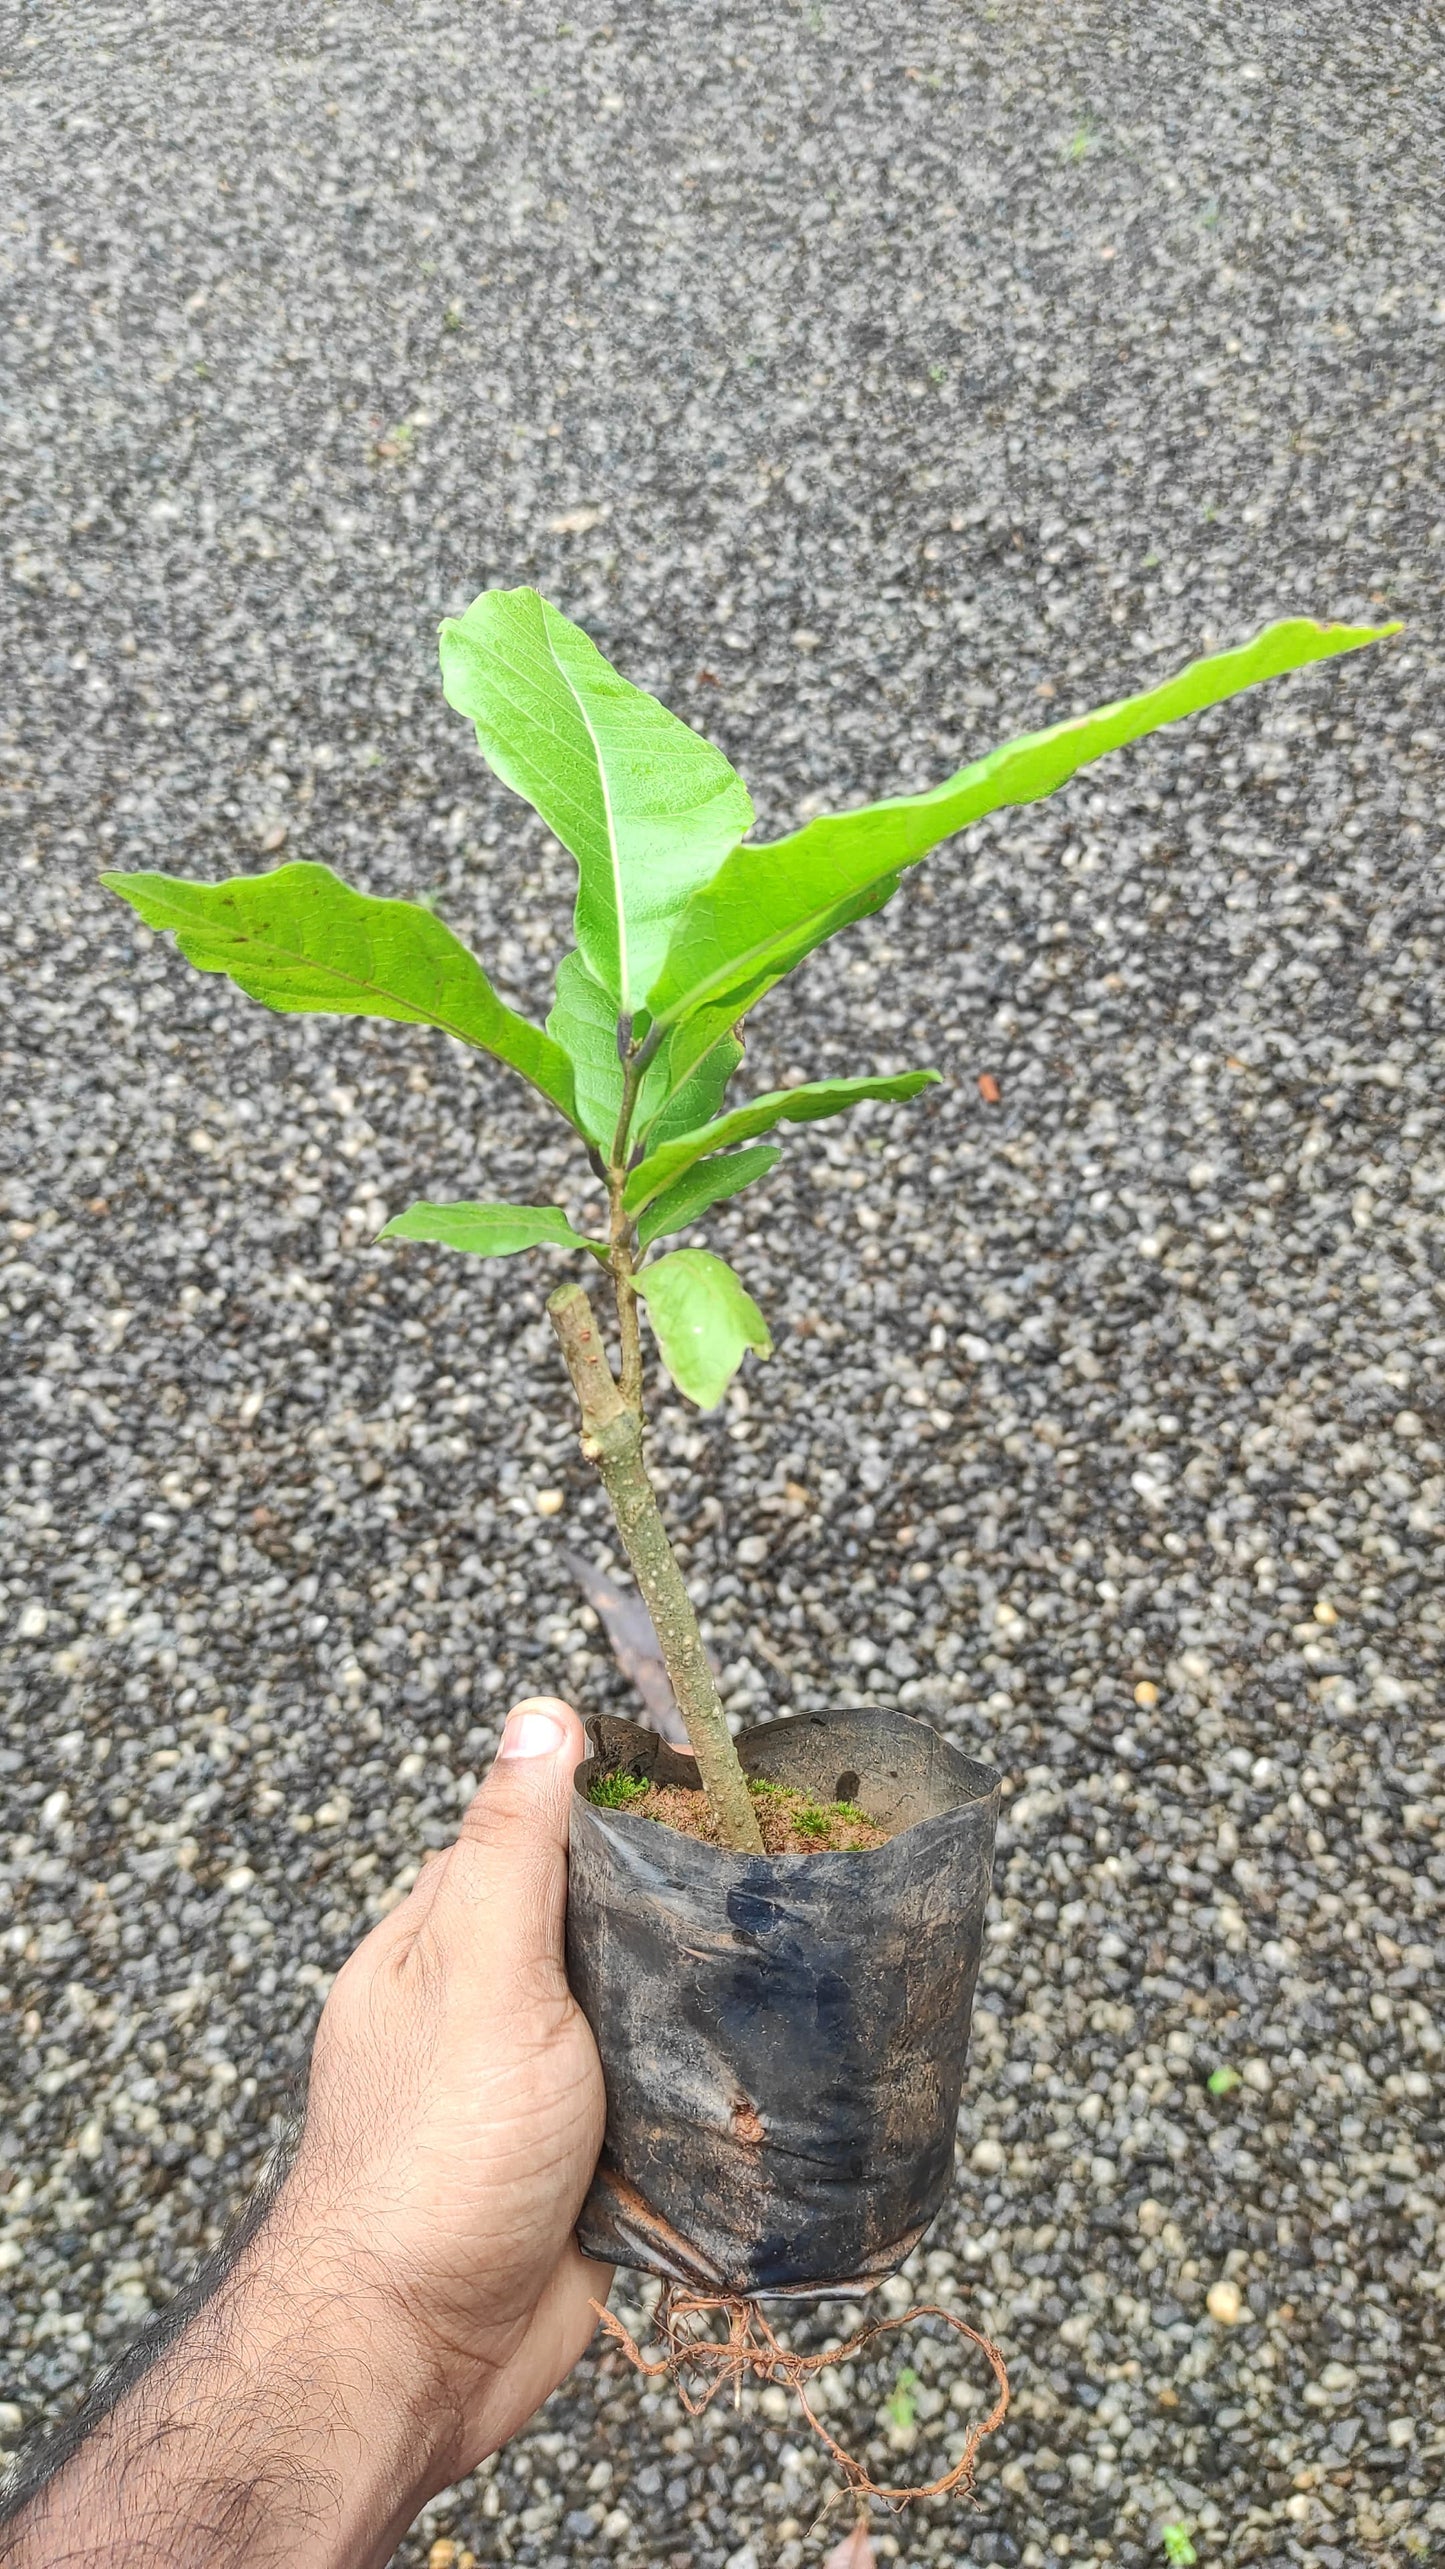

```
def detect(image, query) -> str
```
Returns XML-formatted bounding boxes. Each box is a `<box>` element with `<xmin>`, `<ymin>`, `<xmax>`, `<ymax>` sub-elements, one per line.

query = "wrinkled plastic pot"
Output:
<box><xmin>567</xmin><ymin>1706</ymin><xmax>1001</xmax><ymax>2300</ymax></box>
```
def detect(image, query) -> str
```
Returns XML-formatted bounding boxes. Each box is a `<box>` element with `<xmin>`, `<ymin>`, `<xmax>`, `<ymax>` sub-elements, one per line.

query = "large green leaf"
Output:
<box><xmin>636</xmin><ymin>1145</ymin><xmax>781</xmax><ymax>1250</ymax></box>
<box><xmin>439</xmin><ymin>587</ymin><xmax>755</xmax><ymax>1012</ymax></box>
<box><xmin>643</xmin><ymin>616</ymin><xmax>1399</xmax><ymax>1030</ymax></box>
<box><xmin>624</xmin><ymin>1069</ymin><xmax>940</xmax><ymax>1215</ymax></box>
<box><xmin>634</xmin><ymin>1249</ymin><xmax>772</xmax><ymax>1410</ymax></box>
<box><xmin>379</xmin><ymin>1202</ymin><xmax>605</xmax><ymax>1259</ymax></box>
<box><xmin>102</xmin><ymin>863</ymin><xmax>578</xmax><ymax>1125</ymax></box>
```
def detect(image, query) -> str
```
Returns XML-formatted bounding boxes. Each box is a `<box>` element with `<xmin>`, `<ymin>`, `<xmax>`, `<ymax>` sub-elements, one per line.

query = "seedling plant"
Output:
<box><xmin>104</xmin><ymin>592</ymin><xmax>1393</xmax><ymax>1851</ymax></box>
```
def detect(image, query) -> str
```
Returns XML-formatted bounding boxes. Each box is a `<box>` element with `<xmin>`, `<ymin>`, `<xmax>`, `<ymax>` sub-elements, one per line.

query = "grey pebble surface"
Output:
<box><xmin>3</xmin><ymin>2</ymin><xmax>1444</xmax><ymax>2563</ymax></box>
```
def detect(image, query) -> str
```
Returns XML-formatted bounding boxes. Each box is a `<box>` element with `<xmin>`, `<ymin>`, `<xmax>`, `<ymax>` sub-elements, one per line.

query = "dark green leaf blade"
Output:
<box><xmin>102</xmin><ymin>862</ymin><xmax>578</xmax><ymax>1126</ymax></box>
<box><xmin>644</xmin><ymin>616</ymin><xmax>1399</xmax><ymax>1028</ymax></box>
<box><xmin>379</xmin><ymin>1202</ymin><xmax>606</xmax><ymax>1259</ymax></box>
<box><xmin>636</xmin><ymin>1145</ymin><xmax>781</xmax><ymax>1250</ymax></box>
<box><xmin>624</xmin><ymin>1069</ymin><xmax>940</xmax><ymax>1214</ymax></box>
<box><xmin>439</xmin><ymin>586</ymin><xmax>754</xmax><ymax>1010</ymax></box>
<box><xmin>634</xmin><ymin>1249</ymin><xmax>772</xmax><ymax>1410</ymax></box>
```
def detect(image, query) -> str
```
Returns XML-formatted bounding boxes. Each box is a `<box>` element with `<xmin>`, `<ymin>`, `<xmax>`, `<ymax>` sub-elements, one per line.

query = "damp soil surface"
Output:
<box><xmin>590</xmin><ymin>1772</ymin><xmax>889</xmax><ymax>1854</ymax></box>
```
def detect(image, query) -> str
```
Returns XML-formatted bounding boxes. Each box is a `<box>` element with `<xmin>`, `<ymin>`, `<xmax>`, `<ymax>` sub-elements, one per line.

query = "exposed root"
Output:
<box><xmin>593</xmin><ymin>2284</ymin><xmax>1009</xmax><ymax>2510</ymax></box>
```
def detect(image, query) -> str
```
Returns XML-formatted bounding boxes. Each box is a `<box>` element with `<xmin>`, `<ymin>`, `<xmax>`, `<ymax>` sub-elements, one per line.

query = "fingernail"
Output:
<box><xmin>498</xmin><ymin>1706</ymin><xmax>567</xmax><ymax>1760</ymax></box>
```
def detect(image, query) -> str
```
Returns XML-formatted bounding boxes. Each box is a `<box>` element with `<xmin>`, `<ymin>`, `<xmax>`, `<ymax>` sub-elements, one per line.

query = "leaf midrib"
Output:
<box><xmin>192</xmin><ymin>916</ymin><xmax>485</xmax><ymax>1045</ymax></box>
<box><xmin>464</xmin><ymin>628</ymin><xmax>611</xmax><ymax>853</ymax></box>
<box><xmin>539</xmin><ymin>608</ymin><xmax>628</xmax><ymax>1006</ymax></box>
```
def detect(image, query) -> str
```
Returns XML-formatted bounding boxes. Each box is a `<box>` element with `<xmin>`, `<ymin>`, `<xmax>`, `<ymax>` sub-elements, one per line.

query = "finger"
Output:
<box><xmin>424</xmin><ymin>1698</ymin><xmax>587</xmax><ymax>1987</ymax></box>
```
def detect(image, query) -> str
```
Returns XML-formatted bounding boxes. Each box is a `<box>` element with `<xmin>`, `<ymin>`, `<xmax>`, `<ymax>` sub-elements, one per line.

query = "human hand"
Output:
<box><xmin>0</xmin><ymin>1697</ymin><xmax>611</xmax><ymax>2569</ymax></box>
<box><xmin>284</xmin><ymin>1692</ymin><xmax>611</xmax><ymax>2471</ymax></box>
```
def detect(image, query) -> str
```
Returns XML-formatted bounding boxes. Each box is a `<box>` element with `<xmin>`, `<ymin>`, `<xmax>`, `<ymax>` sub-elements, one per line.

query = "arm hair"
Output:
<box><xmin>0</xmin><ymin>2113</ymin><xmax>298</xmax><ymax>2540</ymax></box>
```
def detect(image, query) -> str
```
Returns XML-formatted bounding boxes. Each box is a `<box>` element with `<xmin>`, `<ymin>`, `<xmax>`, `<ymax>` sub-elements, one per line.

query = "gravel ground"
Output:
<box><xmin>4</xmin><ymin>3</ymin><xmax>1444</xmax><ymax>2562</ymax></box>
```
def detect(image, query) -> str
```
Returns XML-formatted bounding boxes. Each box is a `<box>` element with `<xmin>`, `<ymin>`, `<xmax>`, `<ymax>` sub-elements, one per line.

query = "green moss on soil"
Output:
<box><xmin>587</xmin><ymin>1766</ymin><xmax>886</xmax><ymax>1852</ymax></box>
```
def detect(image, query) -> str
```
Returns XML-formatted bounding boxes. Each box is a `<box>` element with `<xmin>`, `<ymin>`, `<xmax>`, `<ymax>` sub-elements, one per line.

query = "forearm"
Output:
<box><xmin>0</xmin><ymin>2203</ymin><xmax>456</xmax><ymax>2569</ymax></box>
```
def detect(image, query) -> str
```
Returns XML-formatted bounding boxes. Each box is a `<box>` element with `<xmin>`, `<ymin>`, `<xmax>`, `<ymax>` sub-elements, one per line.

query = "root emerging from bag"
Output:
<box><xmin>590</xmin><ymin>1770</ymin><xmax>888</xmax><ymax>1853</ymax></box>
<box><xmin>594</xmin><ymin>2284</ymin><xmax>1009</xmax><ymax>2509</ymax></box>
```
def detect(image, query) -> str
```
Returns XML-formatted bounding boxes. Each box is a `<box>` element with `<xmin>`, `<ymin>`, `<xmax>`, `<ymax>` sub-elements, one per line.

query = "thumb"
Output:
<box><xmin>425</xmin><ymin>1697</ymin><xmax>587</xmax><ymax>1987</ymax></box>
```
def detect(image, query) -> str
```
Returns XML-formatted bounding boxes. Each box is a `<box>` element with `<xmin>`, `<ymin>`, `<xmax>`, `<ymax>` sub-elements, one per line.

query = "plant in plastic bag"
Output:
<box><xmin>104</xmin><ymin>591</ymin><xmax>1396</xmax><ymax>1848</ymax></box>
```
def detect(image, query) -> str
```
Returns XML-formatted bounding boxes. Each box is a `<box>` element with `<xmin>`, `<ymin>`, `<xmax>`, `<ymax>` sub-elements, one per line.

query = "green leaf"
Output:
<box><xmin>643</xmin><ymin>615</ymin><xmax>1399</xmax><ymax>1029</ymax></box>
<box><xmin>545</xmin><ymin>953</ymin><xmax>744</xmax><ymax>1162</ymax></box>
<box><xmin>379</xmin><ymin>1202</ymin><xmax>605</xmax><ymax>1259</ymax></box>
<box><xmin>634</xmin><ymin>1249</ymin><xmax>772</xmax><ymax>1410</ymax></box>
<box><xmin>624</xmin><ymin>1069</ymin><xmax>940</xmax><ymax>1214</ymax></box>
<box><xmin>638</xmin><ymin>1020</ymin><xmax>744</xmax><ymax>1152</ymax></box>
<box><xmin>1207</xmin><ymin>2064</ymin><xmax>1242</xmax><ymax>2098</ymax></box>
<box><xmin>439</xmin><ymin>586</ymin><xmax>755</xmax><ymax>1011</ymax></box>
<box><xmin>102</xmin><ymin>862</ymin><xmax>578</xmax><ymax>1126</ymax></box>
<box><xmin>545</xmin><ymin>950</ymin><xmax>625</xmax><ymax>1150</ymax></box>
<box><xmin>657</xmin><ymin>872</ymin><xmax>902</xmax><ymax>1040</ymax></box>
<box><xmin>637</xmin><ymin>1145</ymin><xmax>781</xmax><ymax>1249</ymax></box>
